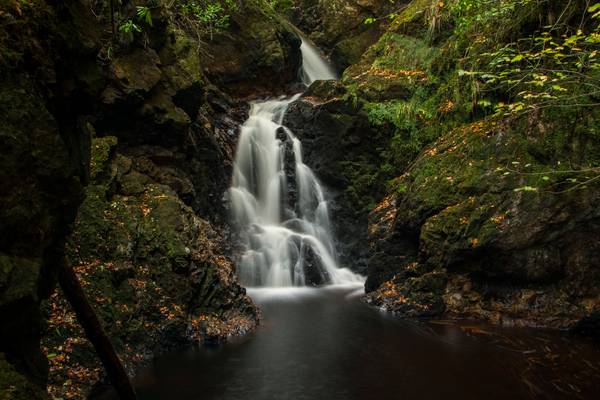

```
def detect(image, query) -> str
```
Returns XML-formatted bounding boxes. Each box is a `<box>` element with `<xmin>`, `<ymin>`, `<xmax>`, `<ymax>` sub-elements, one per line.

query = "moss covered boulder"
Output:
<box><xmin>367</xmin><ymin>113</ymin><xmax>600</xmax><ymax>329</ymax></box>
<box><xmin>279</xmin><ymin>0</ymin><xmax>600</xmax><ymax>331</ymax></box>
<box><xmin>284</xmin><ymin>80</ymin><xmax>384</xmax><ymax>275</ymax></box>
<box><xmin>43</xmin><ymin>137</ymin><xmax>258</xmax><ymax>399</ymax></box>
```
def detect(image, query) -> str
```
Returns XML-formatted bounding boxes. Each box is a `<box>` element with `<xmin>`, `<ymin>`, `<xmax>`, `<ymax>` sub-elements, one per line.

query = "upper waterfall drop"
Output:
<box><xmin>229</xmin><ymin>34</ymin><xmax>363</xmax><ymax>288</ymax></box>
<box><xmin>299</xmin><ymin>37</ymin><xmax>338</xmax><ymax>85</ymax></box>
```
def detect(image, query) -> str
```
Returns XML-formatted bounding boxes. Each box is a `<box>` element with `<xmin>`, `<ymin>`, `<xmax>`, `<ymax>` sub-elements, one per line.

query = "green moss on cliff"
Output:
<box><xmin>339</xmin><ymin>0</ymin><xmax>600</xmax><ymax>330</ymax></box>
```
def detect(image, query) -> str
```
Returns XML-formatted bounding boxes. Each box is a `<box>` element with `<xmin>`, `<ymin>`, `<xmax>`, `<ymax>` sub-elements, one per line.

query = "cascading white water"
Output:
<box><xmin>230</xmin><ymin>37</ymin><xmax>363</xmax><ymax>288</ymax></box>
<box><xmin>300</xmin><ymin>37</ymin><xmax>337</xmax><ymax>86</ymax></box>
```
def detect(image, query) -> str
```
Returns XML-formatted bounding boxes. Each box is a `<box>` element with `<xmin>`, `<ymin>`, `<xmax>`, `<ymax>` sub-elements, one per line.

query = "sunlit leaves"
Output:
<box><xmin>179</xmin><ymin>0</ymin><xmax>239</xmax><ymax>39</ymax></box>
<box><xmin>136</xmin><ymin>6</ymin><xmax>153</xmax><ymax>26</ymax></box>
<box><xmin>364</xmin><ymin>17</ymin><xmax>377</xmax><ymax>25</ymax></box>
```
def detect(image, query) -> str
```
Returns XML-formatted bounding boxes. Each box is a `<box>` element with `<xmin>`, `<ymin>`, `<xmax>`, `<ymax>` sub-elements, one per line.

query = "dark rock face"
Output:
<box><xmin>279</xmin><ymin>128</ymin><xmax>299</xmax><ymax>216</ymax></box>
<box><xmin>284</xmin><ymin>81</ymin><xmax>383</xmax><ymax>275</ymax></box>
<box><xmin>0</xmin><ymin>1</ymin><xmax>100</xmax><ymax>397</ymax></box>
<box><xmin>202</xmin><ymin>3</ymin><xmax>302</xmax><ymax>96</ymax></box>
<box><xmin>302</xmin><ymin>246</ymin><xmax>331</xmax><ymax>286</ymax></box>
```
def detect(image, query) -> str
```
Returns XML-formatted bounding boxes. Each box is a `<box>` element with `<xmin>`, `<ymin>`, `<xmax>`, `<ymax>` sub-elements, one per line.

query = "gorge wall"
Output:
<box><xmin>284</xmin><ymin>0</ymin><xmax>600</xmax><ymax>331</ymax></box>
<box><xmin>0</xmin><ymin>1</ymin><xmax>95</xmax><ymax>398</ymax></box>
<box><xmin>0</xmin><ymin>0</ymin><xmax>302</xmax><ymax>398</ymax></box>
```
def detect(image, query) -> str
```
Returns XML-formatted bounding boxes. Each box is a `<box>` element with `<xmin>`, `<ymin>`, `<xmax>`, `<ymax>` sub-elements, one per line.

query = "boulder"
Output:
<box><xmin>202</xmin><ymin>1</ymin><xmax>302</xmax><ymax>96</ymax></box>
<box><xmin>43</xmin><ymin>137</ymin><xmax>258</xmax><ymax>398</ymax></box>
<box><xmin>284</xmin><ymin>80</ymin><xmax>382</xmax><ymax>275</ymax></box>
<box><xmin>366</xmin><ymin>115</ymin><xmax>600</xmax><ymax>329</ymax></box>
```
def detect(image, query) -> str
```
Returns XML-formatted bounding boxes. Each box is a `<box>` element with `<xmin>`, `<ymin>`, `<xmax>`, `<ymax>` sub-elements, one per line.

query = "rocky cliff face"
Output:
<box><xmin>0</xmin><ymin>0</ymin><xmax>302</xmax><ymax>398</ymax></box>
<box><xmin>0</xmin><ymin>1</ymin><xmax>98</xmax><ymax>397</ymax></box>
<box><xmin>284</xmin><ymin>0</ymin><xmax>600</xmax><ymax>332</ymax></box>
<box><xmin>366</xmin><ymin>116</ymin><xmax>600</xmax><ymax>329</ymax></box>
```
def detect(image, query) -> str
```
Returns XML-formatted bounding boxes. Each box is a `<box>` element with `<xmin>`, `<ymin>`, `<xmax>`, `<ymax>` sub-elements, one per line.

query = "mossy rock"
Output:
<box><xmin>48</xmin><ymin>143</ymin><xmax>258</xmax><ymax>397</ymax></box>
<box><xmin>201</xmin><ymin>0</ymin><xmax>301</xmax><ymax>95</ymax></box>
<box><xmin>108</xmin><ymin>49</ymin><xmax>162</xmax><ymax>98</ymax></box>
<box><xmin>367</xmin><ymin>111</ymin><xmax>600</xmax><ymax>326</ymax></box>
<box><xmin>343</xmin><ymin>33</ymin><xmax>437</xmax><ymax>101</ymax></box>
<box><xmin>90</xmin><ymin>136</ymin><xmax>118</xmax><ymax>180</ymax></box>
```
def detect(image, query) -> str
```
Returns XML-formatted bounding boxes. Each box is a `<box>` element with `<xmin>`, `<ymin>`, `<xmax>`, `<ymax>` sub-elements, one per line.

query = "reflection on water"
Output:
<box><xmin>134</xmin><ymin>285</ymin><xmax>600</xmax><ymax>400</ymax></box>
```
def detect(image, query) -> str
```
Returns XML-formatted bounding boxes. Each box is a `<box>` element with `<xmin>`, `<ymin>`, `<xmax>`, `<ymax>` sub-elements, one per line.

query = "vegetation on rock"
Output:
<box><xmin>1</xmin><ymin>0</ymin><xmax>600</xmax><ymax>398</ymax></box>
<box><xmin>284</xmin><ymin>0</ymin><xmax>600</xmax><ymax>330</ymax></box>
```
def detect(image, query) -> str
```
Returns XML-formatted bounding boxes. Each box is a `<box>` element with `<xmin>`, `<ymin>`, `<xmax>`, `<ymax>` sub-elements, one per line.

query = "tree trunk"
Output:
<box><xmin>58</xmin><ymin>259</ymin><xmax>137</xmax><ymax>400</ymax></box>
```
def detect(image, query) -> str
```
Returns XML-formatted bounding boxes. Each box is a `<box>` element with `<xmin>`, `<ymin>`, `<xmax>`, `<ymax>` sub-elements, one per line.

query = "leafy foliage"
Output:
<box><xmin>136</xmin><ymin>5</ymin><xmax>153</xmax><ymax>27</ymax></box>
<box><xmin>349</xmin><ymin>0</ymin><xmax>600</xmax><ymax>198</ymax></box>
<box><xmin>113</xmin><ymin>0</ymin><xmax>240</xmax><ymax>44</ymax></box>
<box><xmin>118</xmin><ymin>19</ymin><xmax>141</xmax><ymax>43</ymax></box>
<box><xmin>460</xmin><ymin>2</ymin><xmax>600</xmax><ymax>116</ymax></box>
<box><xmin>180</xmin><ymin>0</ymin><xmax>239</xmax><ymax>39</ymax></box>
<box><xmin>448</xmin><ymin>0</ymin><xmax>534</xmax><ymax>34</ymax></box>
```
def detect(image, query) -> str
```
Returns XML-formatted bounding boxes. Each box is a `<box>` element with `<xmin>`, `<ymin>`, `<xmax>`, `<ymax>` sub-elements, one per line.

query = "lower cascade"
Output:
<box><xmin>229</xmin><ymin>37</ymin><xmax>363</xmax><ymax>287</ymax></box>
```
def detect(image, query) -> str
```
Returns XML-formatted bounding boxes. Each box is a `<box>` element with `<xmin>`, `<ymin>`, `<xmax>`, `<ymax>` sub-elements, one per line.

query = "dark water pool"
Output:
<box><xmin>133</xmin><ymin>285</ymin><xmax>600</xmax><ymax>400</ymax></box>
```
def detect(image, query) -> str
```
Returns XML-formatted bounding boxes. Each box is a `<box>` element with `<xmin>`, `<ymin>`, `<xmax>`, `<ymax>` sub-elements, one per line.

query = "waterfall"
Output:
<box><xmin>229</xmin><ymin>37</ymin><xmax>363</xmax><ymax>287</ymax></box>
<box><xmin>300</xmin><ymin>37</ymin><xmax>337</xmax><ymax>85</ymax></box>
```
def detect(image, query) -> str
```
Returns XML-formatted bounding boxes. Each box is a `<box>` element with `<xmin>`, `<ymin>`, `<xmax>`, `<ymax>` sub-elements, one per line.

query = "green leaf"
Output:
<box><xmin>364</xmin><ymin>17</ymin><xmax>376</xmax><ymax>25</ymax></box>
<box><xmin>588</xmin><ymin>3</ymin><xmax>600</xmax><ymax>12</ymax></box>
<box><xmin>514</xmin><ymin>186</ymin><xmax>538</xmax><ymax>192</ymax></box>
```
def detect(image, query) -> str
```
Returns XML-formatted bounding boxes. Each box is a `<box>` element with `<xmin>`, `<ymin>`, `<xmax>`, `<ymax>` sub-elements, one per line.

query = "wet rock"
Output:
<box><xmin>284</xmin><ymin>80</ymin><xmax>381</xmax><ymax>275</ymax></box>
<box><xmin>366</xmin><ymin>270</ymin><xmax>447</xmax><ymax>317</ymax></box>
<box><xmin>302</xmin><ymin>246</ymin><xmax>331</xmax><ymax>286</ymax></box>
<box><xmin>279</xmin><ymin>128</ymin><xmax>299</xmax><ymax>214</ymax></box>
<box><xmin>202</xmin><ymin>3</ymin><xmax>302</xmax><ymax>96</ymax></box>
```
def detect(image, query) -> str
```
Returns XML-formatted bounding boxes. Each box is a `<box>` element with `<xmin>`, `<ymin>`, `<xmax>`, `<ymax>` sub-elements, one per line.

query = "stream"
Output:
<box><xmin>134</xmin><ymin>285</ymin><xmax>600</xmax><ymax>399</ymax></box>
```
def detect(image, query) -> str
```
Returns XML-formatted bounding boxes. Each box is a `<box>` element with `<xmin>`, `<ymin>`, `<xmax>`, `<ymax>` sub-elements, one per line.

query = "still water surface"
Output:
<box><xmin>135</xmin><ymin>285</ymin><xmax>600</xmax><ymax>400</ymax></box>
